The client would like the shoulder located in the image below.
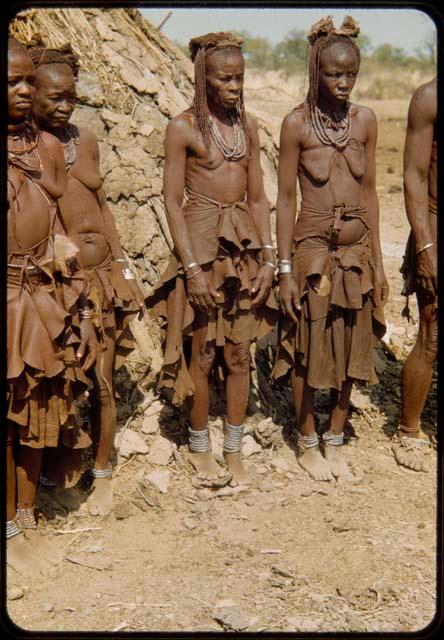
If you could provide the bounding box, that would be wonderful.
[166,111,194,138]
[77,125,98,146]
[280,106,308,143]
[245,111,259,131]
[40,129,62,151]
[409,79,436,122]
[351,103,376,127]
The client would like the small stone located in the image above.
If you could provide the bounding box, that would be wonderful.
[8,586,24,601]
[147,436,173,466]
[272,565,294,578]
[42,603,54,613]
[213,605,250,631]
[183,517,197,530]
[258,479,274,492]
[242,435,262,457]
[116,429,149,459]
[388,184,402,193]
[270,457,290,473]
[190,501,210,514]
[257,465,268,475]
[406,324,417,340]
[140,414,160,435]
[114,502,132,520]
[245,498,255,506]
[146,469,170,494]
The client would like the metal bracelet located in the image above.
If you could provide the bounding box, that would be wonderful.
[186,267,202,280]
[298,432,319,450]
[278,263,293,275]
[416,242,434,255]
[189,427,211,453]
[123,268,136,280]
[16,507,37,530]
[223,422,245,453]
[262,261,276,270]
[278,259,292,264]
[115,258,128,263]
[90,462,113,479]
[6,520,22,540]
[79,308,95,319]
[186,262,199,271]
[262,244,275,250]
[322,431,344,446]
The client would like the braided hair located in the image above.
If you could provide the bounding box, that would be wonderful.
[189,31,249,150]
[305,15,361,112]
[28,35,79,78]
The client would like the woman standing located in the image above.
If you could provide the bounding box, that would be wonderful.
[30,43,144,516]
[273,16,387,481]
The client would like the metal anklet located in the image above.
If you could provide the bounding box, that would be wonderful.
[189,427,211,453]
[39,473,56,487]
[6,520,22,540]
[16,507,37,530]
[322,431,344,446]
[223,422,245,453]
[298,432,319,450]
[90,462,113,479]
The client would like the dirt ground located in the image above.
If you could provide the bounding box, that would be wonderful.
[6,77,437,634]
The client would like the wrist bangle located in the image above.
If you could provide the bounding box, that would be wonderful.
[416,242,434,255]
[79,309,95,319]
[262,244,275,250]
[278,263,293,274]
[186,262,199,271]
[123,268,136,280]
[115,258,128,263]
[262,261,276,269]
[278,259,292,264]
[186,267,202,280]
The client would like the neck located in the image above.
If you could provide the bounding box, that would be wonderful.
[8,120,28,136]
[207,99,232,123]
[317,96,348,119]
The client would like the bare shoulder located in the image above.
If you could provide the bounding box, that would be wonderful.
[77,126,98,146]
[281,107,307,141]
[351,103,376,127]
[410,78,436,121]
[166,110,194,141]
[245,111,259,132]
[40,129,63,152]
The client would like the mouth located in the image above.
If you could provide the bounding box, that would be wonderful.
[15,101,32,108]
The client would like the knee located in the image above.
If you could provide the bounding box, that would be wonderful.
[194,345,216,376]
[225,343,250,374]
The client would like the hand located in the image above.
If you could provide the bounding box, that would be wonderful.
[77,318,98,371]
[186,270,220,312]
[374,265,390,307]
[251,264,274,308]
[416,245,437,298]
[279,274,301,322]
[127,279,146,319]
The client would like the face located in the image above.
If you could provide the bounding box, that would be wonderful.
[205,48,245,109]
[8,50,35,123]
[318,42,359,104]
[33,64,77,129]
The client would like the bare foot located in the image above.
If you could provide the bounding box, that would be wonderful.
[324,446,354,480]
[7,533,58,579]
[87,477,113,517]
[298,447,334,482]
[392,431,433,472]
[22,529,63,566]
[188,451,232,487]
[223,452,251,486]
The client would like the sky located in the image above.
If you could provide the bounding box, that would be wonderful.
[140,8,436,54]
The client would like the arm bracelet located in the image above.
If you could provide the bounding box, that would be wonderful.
[79,308,95,319]
[262,261,276,270]
[416,242,434,255]
[262,244,275,250]
[278,263,293,275]
[186,267,203,280]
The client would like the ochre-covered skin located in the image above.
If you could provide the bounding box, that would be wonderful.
[7,38,97,579]
[147,34,278,486]
[273,17,388,482]
[393,78,437,471]
[31,47,144,516]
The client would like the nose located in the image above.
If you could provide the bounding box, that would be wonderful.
[58,99,74,114]
[17,80,34,98]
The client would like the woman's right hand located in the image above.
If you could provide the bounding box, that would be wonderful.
[279,274,301,322]
[186,270,220,312]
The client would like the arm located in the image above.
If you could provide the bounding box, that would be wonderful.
[361,107,389,306]
[403,83,437,295]
[40,131,67,198]
[276,112,303,321]
[163,116,218,312]
[245,114,274,307]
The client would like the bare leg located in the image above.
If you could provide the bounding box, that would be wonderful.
[324,379,355,480]
[291,362,334,482]
[87,332,116,516]
[393,296,436,471]
[15,438,60,575]
[187,312,231,485]
[223,341,251,486]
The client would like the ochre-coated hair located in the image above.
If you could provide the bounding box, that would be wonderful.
[306,15,361,111]
[8,36,29,58]
[27,35,79,79]
[188,31,249,150]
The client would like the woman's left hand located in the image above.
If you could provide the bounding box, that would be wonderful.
[77,318,98,371]
[251,264,274,308]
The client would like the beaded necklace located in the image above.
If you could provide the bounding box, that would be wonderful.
[208,111,246,160]
[310,103,351,150]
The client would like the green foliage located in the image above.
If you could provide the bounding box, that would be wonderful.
[273,29,308,77]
